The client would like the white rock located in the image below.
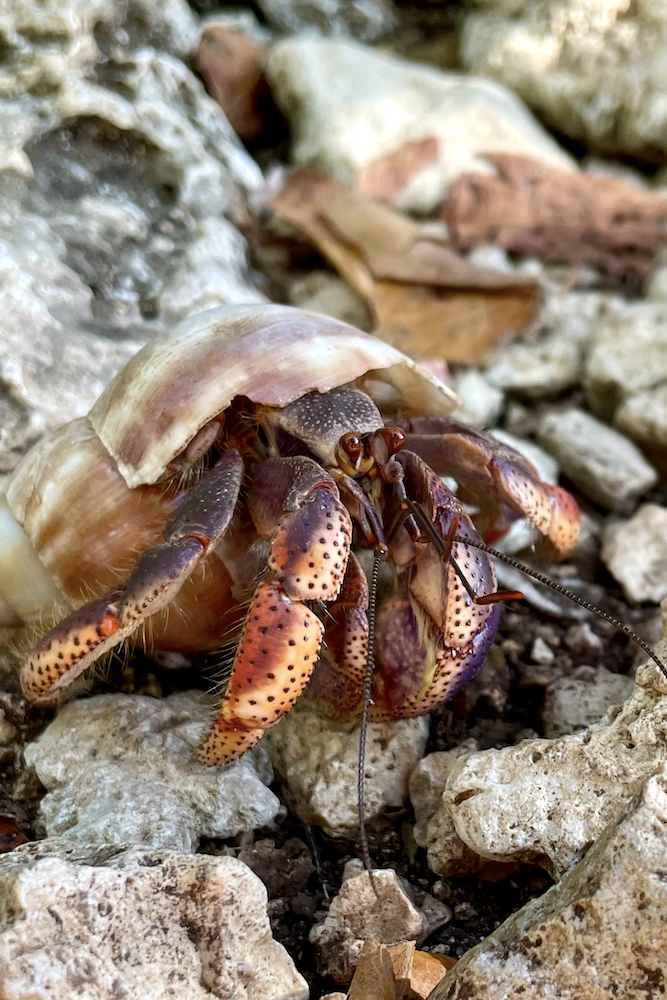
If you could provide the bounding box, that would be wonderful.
[309,868,424,985]
[24,692,281,852]
[461,0,667,161]
[583,298,667,422]
[485,292,602,398]
[602,503,667,604]
[615,383,667,450]
[647,265,667,302]
[0,217,142,473]
[289,270,372,331]
[158,217,266,327]
[410,741,484,878]
[563,622,603,658]
[530,636,554,666]
[451,370,504,428]
[536,408,658,511]
[0,839,308,1000]
[256,0,395,42]
[542,665,635,739]
[0,0,263,469]
[268,705,429,836]
[265,38,574,215]
[410,740,480,848]
[442,635,667,877]
[431,765,667,1000]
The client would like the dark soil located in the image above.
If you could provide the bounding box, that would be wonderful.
[1,513,658,996]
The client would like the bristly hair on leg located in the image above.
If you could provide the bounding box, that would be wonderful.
[357,548,386,902]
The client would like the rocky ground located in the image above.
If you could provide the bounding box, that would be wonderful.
[1,1,667,998]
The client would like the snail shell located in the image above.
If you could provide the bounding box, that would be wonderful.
[0,304,457,630]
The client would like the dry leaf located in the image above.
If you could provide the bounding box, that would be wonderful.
[271,171,375,301]
[319,185,532,291]
[443,153,667,284]
[0,814,28,853]
[388,940,416,986]
[357,138,440,206]
[348,939,398,1000]
[384,942,454,1000]
[405,951,455,999]
[375,282,537,364]
[197,26,269,141]
[272,169,537,363]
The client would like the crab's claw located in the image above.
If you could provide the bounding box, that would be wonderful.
[402,416,581,558]
[199,456,353,765]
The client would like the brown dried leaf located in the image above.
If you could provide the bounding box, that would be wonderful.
[357,138,440,206]
[0,814,28,853]
[197,26,269,141]
[272,170,537,363]
[320,186,532,290]
[375,281,537,364]
[404,951,455,999]
[271,171,375,301]
[443,153,667,284]
[348,939,398,1000]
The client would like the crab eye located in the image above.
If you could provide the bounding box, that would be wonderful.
[340,433,363,464]
[387,428,406,455]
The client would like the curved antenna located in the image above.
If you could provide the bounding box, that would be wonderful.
[452,534,667,681]
[357,549,386,900]
[403,496,667,680]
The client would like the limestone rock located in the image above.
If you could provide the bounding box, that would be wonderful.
[288,270,372,331]
[24,692,280,852]
[461,0,667,161]
[432,766,667,1000]
[256,0,395,42]
[410,741,483,878]
[268,704,429,836]
[309,867,425,985]
[542,665,635,739]
[0,839,308,1000]
[583,298,667,422]
[614,383,667,451]
[0,218,142,473]
[266,38,574,216]
[443,636,667,877]
[536,407,658,511]
[485,291,602,398]
[0,0,262,472]
[451,370,504,429]
[602,503,667,603]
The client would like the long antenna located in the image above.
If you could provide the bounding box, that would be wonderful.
[358,549,385,900]
[453,534,667,680]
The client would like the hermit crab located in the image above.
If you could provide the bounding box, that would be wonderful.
[0,304,581,766]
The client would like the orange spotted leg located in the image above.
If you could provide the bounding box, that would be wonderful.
[22,450,244,704]
[305,551,370,718]
[198,456,353,764]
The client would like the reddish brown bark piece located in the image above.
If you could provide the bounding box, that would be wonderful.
[197,26,269,141]
[443,153,667,284]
